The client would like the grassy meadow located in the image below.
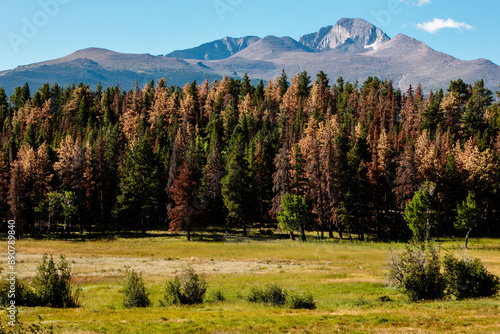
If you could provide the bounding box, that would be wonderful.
[1,233,500,333]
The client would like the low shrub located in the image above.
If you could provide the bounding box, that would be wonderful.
[0,255,79,308]
[286,291,316,309]
[377,295,392,302]
[0,278,38,307]
[163,267,207,305]
[206,288,225,303]
[387,242,446,302]
[33,254,80,308]
[248,285,316,309]
[122,267,150,308]
[247,285,265,303]
[443,255,500,299]
[247,284,287,306]
[163,277,182,306]
[352,296,371,307]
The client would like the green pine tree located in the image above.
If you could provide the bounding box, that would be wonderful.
[278,69,289,97]
[339,140,369,241]
[0,87,8,130]
[240,73,254,98]
[298,71,311,99]
[462,80,493,138]
[221,126,254,236]
[421,89,444,135]
[115,132,160,234]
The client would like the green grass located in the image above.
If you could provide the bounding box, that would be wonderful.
[2,234,500,333]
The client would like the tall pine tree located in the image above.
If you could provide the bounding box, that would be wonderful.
[115,132,160,234]
[221,125,254,236]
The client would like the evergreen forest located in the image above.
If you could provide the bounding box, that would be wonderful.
[1,71,500,241]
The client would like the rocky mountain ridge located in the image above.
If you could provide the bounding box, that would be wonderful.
[0,18,498,94]
[299,18,390,52]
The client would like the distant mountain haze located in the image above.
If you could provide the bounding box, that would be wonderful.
[1,18,498,94]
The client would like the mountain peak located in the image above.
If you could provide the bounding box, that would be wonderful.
[377,33,430,53]
[230,35,311,60]
[68,47,118,58]
[73,47,114,53]
[166,36,261,60]
[299,18,390,52]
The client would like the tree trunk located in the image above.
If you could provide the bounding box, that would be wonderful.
[315,158,325,240]
[187,228,191,241]
[290,231,295,240]
[300,226,306,242]
[425,215,430,242]
[486,202,492,235]
[358,215,365,241]
[141,215,146,236]
[320,217,324,240]
[337,216,343,239]
[465,228,472,249]
[243,222,247,237]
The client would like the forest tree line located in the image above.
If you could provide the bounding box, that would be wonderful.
[1,71,500,240]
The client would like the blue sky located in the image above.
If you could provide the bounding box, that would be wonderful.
[0,0,498,71]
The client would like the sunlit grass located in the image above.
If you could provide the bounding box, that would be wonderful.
[1,234,499,333]
[12,300,500,333]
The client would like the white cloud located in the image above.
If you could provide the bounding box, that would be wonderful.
[399,0,431,6]
[417,0,431,5]
[416,18,474,33]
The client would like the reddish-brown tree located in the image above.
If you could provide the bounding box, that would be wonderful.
[319,117,343,238]
[167,122,189,194]
[8,161,24,224]
[168,160,199,241]
[120,90,143,143]
[0,151,9,220]
[398,85,418,147]
[34,142,52,194]
[271,143,290,219]
[299,117,326,238]
[8,145,37,234]
[394,143,417,208]
[54,135,83,191]
[82,140,97,230]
